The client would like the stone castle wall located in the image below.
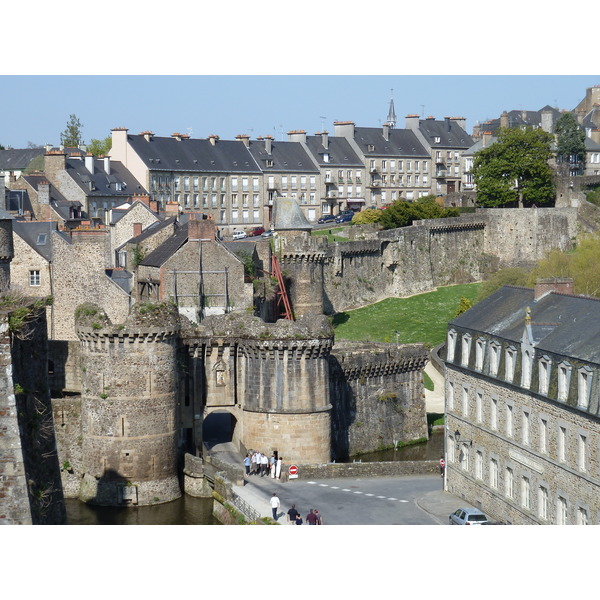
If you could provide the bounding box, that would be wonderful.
[329,342,429,459]
[322,207,579,312]
[77,318,181,506]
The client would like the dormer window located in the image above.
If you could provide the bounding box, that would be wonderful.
[521,349,533,389]
[447,329,457,362]
[461,333,472,367]
[435,136,441,143]
[323,153,329,163]
[266,159,274,168]
[475,338,486,371]
[578,367,593,409]
[489,342,500,377]
[538,356,552,396]
[558,361,572,401]
[505,347,516,383]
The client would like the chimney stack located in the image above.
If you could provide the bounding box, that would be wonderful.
[534,277,574,299]
[188,212,216,241]
[85,153,94,173]
[208,134,219,146]
[264,135,273,154]
[383,123,390,141]
[236,134,250,148]
[102,155,110,174]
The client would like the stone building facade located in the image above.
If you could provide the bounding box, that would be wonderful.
[444,281,600,524]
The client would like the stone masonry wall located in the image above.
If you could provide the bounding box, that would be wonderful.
[51,230,130,340]
[322,207,580,313]
[77,305,181,506]
[329,342,429,459]
[446,364,600,525]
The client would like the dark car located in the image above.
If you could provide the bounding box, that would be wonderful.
[248,226,265,237]
[335,213,354,224]
[318,214,336,224]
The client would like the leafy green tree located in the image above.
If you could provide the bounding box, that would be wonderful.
[475,267,531,302]
[87,136,112,157]
[379,195,459,230]
[473,127,555,208]
[555,111,586,175]
[352,208,382,225]
[60,114,84,147]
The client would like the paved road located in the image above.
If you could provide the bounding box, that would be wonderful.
[235,473,448,525]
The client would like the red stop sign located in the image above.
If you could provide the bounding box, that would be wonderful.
[289,465,298,475]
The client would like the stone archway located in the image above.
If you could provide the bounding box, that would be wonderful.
[202,410,238,450]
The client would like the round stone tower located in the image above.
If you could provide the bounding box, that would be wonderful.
[76,303,181,506]
[237,315,334,464]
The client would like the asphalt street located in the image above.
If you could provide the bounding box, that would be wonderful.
[233,473,453,525]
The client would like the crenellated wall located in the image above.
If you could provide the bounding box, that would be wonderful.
[322,207,580,312]
[329,341,429,459]
[76,304,181,506]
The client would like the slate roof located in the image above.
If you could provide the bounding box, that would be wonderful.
[450,285,600,365]
[12,220,58,261]
[138,221,189,267]
[352,127,429,158]
[247,139,319,173]
[127,134,262,173]
[105,268,133,293]
[416,118,474,149]
[115,215,177,251]
[66,157,147,198]
[0,148,44,170]
[478,106,561,135]
[303,136,363,167]
[272,197,312,230]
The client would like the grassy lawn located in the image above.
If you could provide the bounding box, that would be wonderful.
[311,227,351,242]
[332,283,481,347]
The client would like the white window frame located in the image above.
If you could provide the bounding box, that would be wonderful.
[522,410,530,446]
[505,347,516,382]
[461,333,472,367]
[489,342,500,376]
[521,476,530,510]
[521,349,533,389]
[475,338,485,371]
[489,457,498,489]
[505,467,514,498]
[578,367,592,409]
[447,329,457,362]
[558,362,571,402]
[29,270,41,286]
[538,486,548,521]
[538,356,552,395]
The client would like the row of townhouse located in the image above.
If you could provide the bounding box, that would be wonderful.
[108,113,474,231]
[444,279,600,524]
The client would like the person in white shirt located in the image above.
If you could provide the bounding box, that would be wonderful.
[270,493,280,520]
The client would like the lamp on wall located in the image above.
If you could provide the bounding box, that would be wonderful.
[454,429,472,447]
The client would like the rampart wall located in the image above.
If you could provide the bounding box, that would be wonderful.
[323,207,579,312]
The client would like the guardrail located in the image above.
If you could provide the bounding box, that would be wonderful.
[230,491,261,523]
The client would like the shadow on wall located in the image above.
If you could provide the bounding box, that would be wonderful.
[328,353,356,461]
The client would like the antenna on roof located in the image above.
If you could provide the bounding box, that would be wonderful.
[320,116,327,131]
[187,127,193,137]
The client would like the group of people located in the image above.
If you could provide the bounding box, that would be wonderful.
[244,451,283,479]
[286,504,324,525]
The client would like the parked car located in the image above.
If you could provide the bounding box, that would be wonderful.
[248,226,265,237]
[335,213,354,224]
[449,508,488,525]
[261,229,274,238]
[318,214,336,224]
[232,230,247,240]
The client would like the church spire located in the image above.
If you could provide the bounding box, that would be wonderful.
[386,88,397,128]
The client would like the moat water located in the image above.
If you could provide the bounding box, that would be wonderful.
[65,431,444,525]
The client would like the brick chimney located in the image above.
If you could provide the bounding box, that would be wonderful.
[165,201,181,218]
[188,212,216,241]
[133,222,143,238]
[236,134,250,148]
[44,150,67,178]
[534,277,574,299]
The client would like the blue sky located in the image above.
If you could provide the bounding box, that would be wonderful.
[1,75,598,149]
[3,1,597,150]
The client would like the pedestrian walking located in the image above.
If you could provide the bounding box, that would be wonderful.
[306,509,318,525]
[439,456,445,477]
[244,454,251,476]
[251,451,259,475]
[270,493,281,521]
[314,509,323,525]
[270,454,276,478]
[295,513,303,525]
[287,504,299,524]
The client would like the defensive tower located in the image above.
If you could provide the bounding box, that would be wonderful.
[76,302,181,506]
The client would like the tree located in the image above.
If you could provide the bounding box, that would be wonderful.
[473,127,555,208]
[379,195,459,230]
[351,208,382,225]
[87,136,112,157]
[555,112,586,175]
[60,114,84,147]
